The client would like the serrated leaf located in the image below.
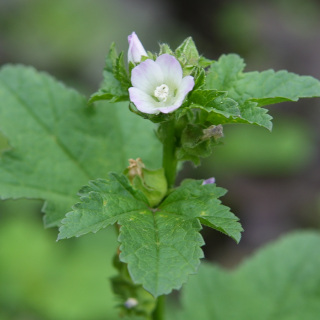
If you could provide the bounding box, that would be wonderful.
[0,65,161,227]
[119,210,204,297]
[171,232,320,320]
[59,174,241,296]
[236,69,320,105]
[190,89,240,118]
[89,43,129,103]
[160,180,242,243]
[114,51,131,90]
[58,173,204,297]
[175,37,200,67]
[58,174,148,239]
[206,54,320,130]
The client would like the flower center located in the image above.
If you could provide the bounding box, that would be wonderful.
[154,84,169,102]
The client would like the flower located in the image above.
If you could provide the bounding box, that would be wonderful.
[129,54,195,114]
[202,177,216,185]
[128,32,148,63]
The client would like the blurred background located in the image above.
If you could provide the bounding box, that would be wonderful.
[0,0,320,319]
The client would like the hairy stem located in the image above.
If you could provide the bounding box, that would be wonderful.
[162,119,178,188]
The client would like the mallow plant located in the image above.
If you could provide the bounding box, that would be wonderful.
[0,32,320,319]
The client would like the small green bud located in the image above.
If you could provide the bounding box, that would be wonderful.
[124,158,167,207]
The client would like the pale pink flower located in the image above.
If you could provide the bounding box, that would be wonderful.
[128,32,148,63]
[202,177,216,185]
[129,54,194,114]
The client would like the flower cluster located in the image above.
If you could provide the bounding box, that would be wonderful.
[127,32,195,115]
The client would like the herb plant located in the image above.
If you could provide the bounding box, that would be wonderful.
[0,32,319,319]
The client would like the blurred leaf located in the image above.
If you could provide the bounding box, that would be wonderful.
[206,54,320,130]
[171,231,320,320]
[209,117,313,175]
[0,65,161,227]
[0,203,118,320]
[207,54,320,104]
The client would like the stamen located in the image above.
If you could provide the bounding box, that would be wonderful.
[154,84,169,102]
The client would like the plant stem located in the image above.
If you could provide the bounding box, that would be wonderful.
[162,119,178,188]
[152,295,166,320]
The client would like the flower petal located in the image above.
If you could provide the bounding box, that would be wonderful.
[157,104,181,114]
[155,54,183,88]
[157,76,194,114]
[202,177,216,185]
[129,87,160,114]
[173,75,195,107]
[131,59,163,93]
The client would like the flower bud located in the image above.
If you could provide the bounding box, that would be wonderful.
[124,158,167,207]
[127,32,148,63]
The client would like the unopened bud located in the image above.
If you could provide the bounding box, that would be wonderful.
[127,158,145,182]
[128,32,148,63]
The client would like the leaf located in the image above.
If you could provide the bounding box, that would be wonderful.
[0,65,161,227]
[160,180,242,243]
[175,37,200,67]
[176,124,221,165]
[206,54,320,130]
[190,89,240,118]
[58,174,242,297]
[89,43,129,103]
[171,232,320,320]
[119,208,204,297]
[58,174,148,239]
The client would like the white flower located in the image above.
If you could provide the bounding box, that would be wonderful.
[129,54,195,114]
[128,32,148,63]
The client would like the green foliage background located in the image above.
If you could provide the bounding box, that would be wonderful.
[0,0,320,319]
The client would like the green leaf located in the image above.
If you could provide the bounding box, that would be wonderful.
[190,89,240,118]
[175,37,200,67]
[171,231,320,320]
[119,208,204,297]
[160,180,242,243]
[205,54,320,130]
[159,43,174,55]
[58,174,148,239]
[89,43,130,103]
[59,174,241,296]
[58,173,204,297]
[0,65,161,227]
[176,124,221,165]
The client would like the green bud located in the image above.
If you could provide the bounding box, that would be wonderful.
[124,158,167,207]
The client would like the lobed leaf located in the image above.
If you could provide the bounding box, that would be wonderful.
[205,54,320,130]
[160,180,242,243]
[58,174,242,297]
[0,65,161,227]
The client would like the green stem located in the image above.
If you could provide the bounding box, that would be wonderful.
[152,295,166,320]
[162,119,178,188]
